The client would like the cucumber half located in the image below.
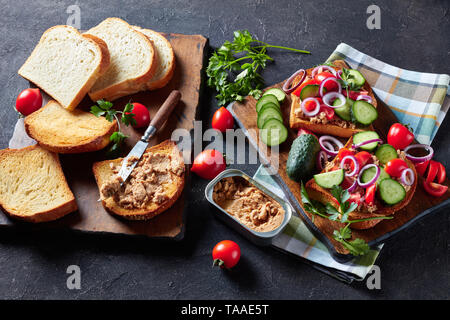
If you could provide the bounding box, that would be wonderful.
[353,131,380,151]
[346,69,366,87]
[257,106,283,129]
[361,167,390,186]
[263,88,286,103]
[314,169,344,189]
[333,98,354,121]
[378,178,406,205]
[256,94,279,113]
[260,119,288,146]
[352,100,378,125]
[300,84,321,100]
[375,144,398,165]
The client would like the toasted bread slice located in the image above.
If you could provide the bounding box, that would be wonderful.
[85,18,157,101]
[0,145,77,223]
[92,140,185,220]
[304,136,417,229]
[18,25,110,110]
[24,100,117,154]
[133,26,175,90]
[289,60,377,137]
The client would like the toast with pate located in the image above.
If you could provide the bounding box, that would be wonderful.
[18,25,110,110]
[304,133,417,229]
[85,18,157,102]
[290,60,377,138]
[92,140,185,221]
[0,145,77,223]
[24,100,118,154]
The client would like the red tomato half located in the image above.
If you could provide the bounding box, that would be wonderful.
[212,107,234,132]
[16,88,42,116]
[212,240,241,269]
[423,181,448,197]
[191,149,226,180]
[292,79,319,97]
[365,184,377,205]
[384,158,409,178]
[126,102,150,128]
[387,123,415,150]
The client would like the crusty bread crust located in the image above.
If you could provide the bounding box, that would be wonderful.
[24,100,118,154]
[0,145,77,223]
[86,18,158,102]
[289,60,376,137]
[304,136,417,229]
[92,140,185,220]
[18,25,110,111]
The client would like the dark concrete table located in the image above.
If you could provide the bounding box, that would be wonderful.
[0,0,448,299]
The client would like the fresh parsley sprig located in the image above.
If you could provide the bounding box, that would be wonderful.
[300,183,393,256]
[338,68,363,95]
[207,30,310,106]
[91,100,136,157]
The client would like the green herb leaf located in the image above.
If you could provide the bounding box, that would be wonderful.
[121,102,137,127]
[90,105,106,117]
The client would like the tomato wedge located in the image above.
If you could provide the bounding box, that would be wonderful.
[384,158,409,178]
[365,185,376,205]
[314,72,338,91]
[415,160,430,177]
[423,181,448,197]
[355,151,373,169]
[292,79,319,97]
[337,148,354,162]
[426,160,440,183]
[436,162,446,184]
[320,105,335,120]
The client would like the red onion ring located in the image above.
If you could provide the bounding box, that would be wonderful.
[345,179,358,192]
[312,65,337,77]
[400,168,415,186]
[404,144,434,163]
[352,139,383,149]
[301,97,321,117]
[319,135,344,156]
[319,77,342,97]
[316,151,328,171]
[356,95,373,103]
[340,155,359,177]
[322,92,347,108]
[283,69,306,94]
[357,164,380,188]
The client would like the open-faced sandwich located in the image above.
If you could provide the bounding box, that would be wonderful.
[288,60,378,137]
[305,131,417,229]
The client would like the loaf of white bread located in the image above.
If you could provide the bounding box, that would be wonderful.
[18,18,175,110]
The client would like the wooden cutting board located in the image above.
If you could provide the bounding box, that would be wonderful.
[1,33,207,240]
[229,65,450,261]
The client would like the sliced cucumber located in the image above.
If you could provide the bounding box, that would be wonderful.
[347,69,366,87]
[256,102,280,116]
[256,94,279,113]
[378,178,406,206]
[263,88,286,103]
[257,106,283,129]
[300,84,321,100]
[361,167,390,186]
[260,119,288,146]
[353,131,380,151]
[352,100,378,125]
[375,144,398,165]
[314,169,344,189]
[333,98,354,121]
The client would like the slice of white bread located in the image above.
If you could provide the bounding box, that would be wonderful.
[18,25,110,111]
[24,100,118,154]
[0,145,77,223]
[85,18,157,101]
[92,140,185,220]
[133,26,175,90]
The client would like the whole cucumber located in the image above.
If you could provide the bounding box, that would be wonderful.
[286,133,320,182]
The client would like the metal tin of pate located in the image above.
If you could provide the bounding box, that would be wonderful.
[205,169,292,246]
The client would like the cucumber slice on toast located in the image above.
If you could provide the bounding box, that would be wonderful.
[375,144,398,164]
[378,178,406,205]
[314,169,344,189]
[353,131,380,151]
[352,100,378,125]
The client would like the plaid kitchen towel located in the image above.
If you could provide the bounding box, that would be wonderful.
[327,43,450,144]
[253,44,449,283]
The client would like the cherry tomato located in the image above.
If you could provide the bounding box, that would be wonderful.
[423,181,448,197]
[415,160,430,177]
[315,72,338,91]
[191,149,226,180]
[337,148,354,161]
[365,184,376,205]
[212,106,234,132]
[426,160,440,183]
[126,102,150,128]
[292,79,319,97]
[384,158,409,178]
[387,123,415,150]
[15,88,42,116]
[355,151,373,169]
[320,105,335,120]
[212,240,241,269]
[436,162,446,184]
